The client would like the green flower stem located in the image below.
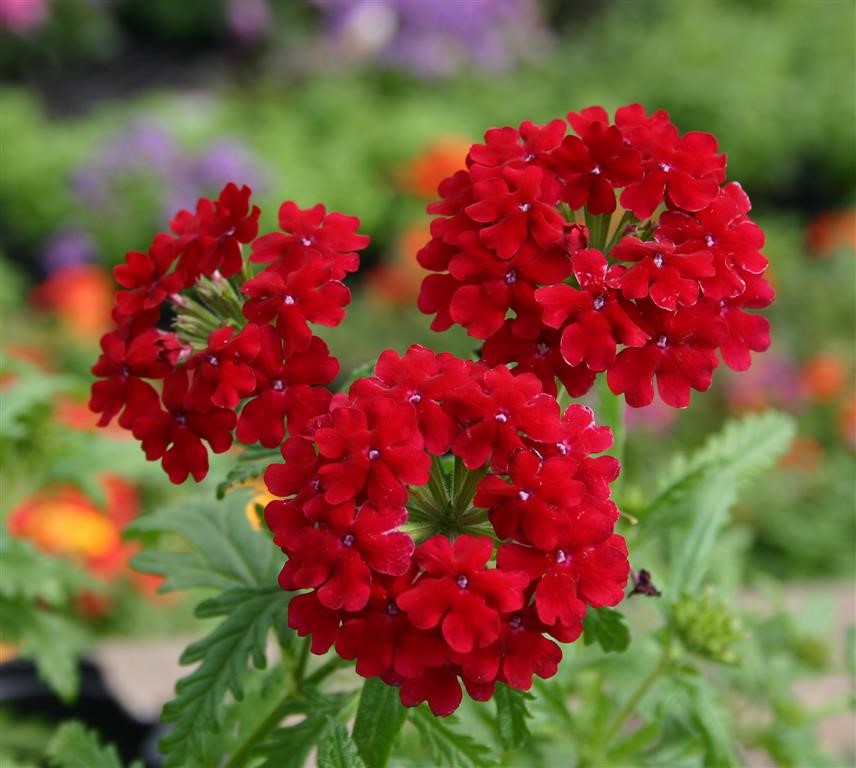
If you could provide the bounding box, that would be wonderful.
[223,637,348,768]
[588,648,669,765]
[603,210,636,255]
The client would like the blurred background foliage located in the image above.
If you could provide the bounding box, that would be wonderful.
[0,0,854,765]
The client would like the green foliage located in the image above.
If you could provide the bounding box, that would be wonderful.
[352,676,408,768]
[45,721,142,768]
[410,707,496,768]
[253,715,333,768]
[648,411,796,593]
[0,536,90,701]
[159,587,289,767]
[493,684,533,752]
[673,589,746,665]
[129,488,280,593]
[318,719,366,768]
[216,446,282,500]
[583,607,631,653]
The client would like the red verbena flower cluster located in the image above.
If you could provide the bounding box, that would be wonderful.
[418,104,773,407]
[264,345,629,716]
[90,183,369,482]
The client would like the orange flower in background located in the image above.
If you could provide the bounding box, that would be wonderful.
[801,352,849,404]
[805,209,856,258]
[779,435,824,472]
[30,264,114,341]
[8,475,140,581]
[366,223,431,306]
[399,137,473,198]
[54,393,129,438]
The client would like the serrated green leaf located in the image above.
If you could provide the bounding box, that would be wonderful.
[318,718,366,768]
[0,535,89,606]
[128,489,279,592]
[45,721,142,768]
[647,411,796,524]
[216,445,282,499]
[352,677,407,768]
[159,587,289,767]
[253,716,330,768]
[493,683,533,752]
[583,607,630,653]
[1,599,87,701]
[411,707,496,768]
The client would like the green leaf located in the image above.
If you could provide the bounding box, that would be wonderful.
[253,716,331,768]
[216,445,282,499]
[318,718,366,768]
[493,683,533,752]
[411,707,496,768]
[646,411,796,524]
[159,587,289,767]
[1,599,87,702]
[0,535,88,607]
[647,412,795,594]
[597,376,625,471]
[583,607,631,653]
[45,721,142,768]
[129,489,279,592]
[351,677,407,768]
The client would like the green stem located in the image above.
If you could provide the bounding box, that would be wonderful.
[603,210,635,255]
[598,650,668,754]
[293,635,312,690]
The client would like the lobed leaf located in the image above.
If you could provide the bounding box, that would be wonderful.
[158,587,289,767]
[410,707,496,768]
[582,607,631,653]
[318,718,366,768]
[129,489,279,593]
[45,721,142,768]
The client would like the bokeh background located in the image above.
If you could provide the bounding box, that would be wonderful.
[1,0,854,765]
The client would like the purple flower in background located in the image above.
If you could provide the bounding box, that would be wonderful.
[226,0,272,45]
[71,119,266,222]
[315,0,548,77]
[723,351,806,414]
[625,392,678,435]
[40,230,98,275]
[0,0,49,35]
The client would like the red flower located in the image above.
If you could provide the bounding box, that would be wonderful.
[396,535,528,654]
[466,165,565,259]
[535,249,648,372]
[242,260,351,352]
[607,301,726,407]
[131,367,236,483]
[251,201,368,280]
[474,449,584,550]
[172,183,260,280]
[336,570,448,679]
[90,327,181,428]
[349,345,470,455]
[187,324,260,411]
[468,119,567,178]
[609,235,715,310]
[619,119,726,219]
[113,235,184,317]
[553,122,642,214]
[444,366,561,471]
[446,233,572,339]
[481,321,596,398]
[314,398,431,509]
[498,529,628,637]
[278,502,414,611]
[236,327,336,446]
